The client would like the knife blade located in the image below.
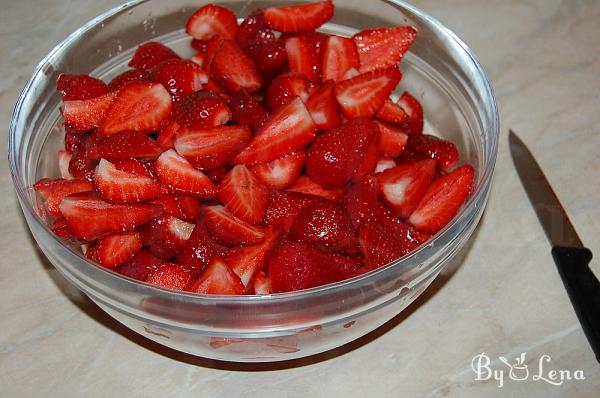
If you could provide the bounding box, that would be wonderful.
[509,129,600,362]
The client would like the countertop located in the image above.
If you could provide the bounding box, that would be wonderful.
[1,0,599,397]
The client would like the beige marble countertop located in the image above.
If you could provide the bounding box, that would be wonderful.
[1,0,599,396]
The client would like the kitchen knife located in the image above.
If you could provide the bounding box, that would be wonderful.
[509,129,600,362]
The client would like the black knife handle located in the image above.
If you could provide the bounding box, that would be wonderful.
[551,246,600,362]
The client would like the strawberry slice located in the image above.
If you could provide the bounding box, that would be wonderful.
[375,158,396,173]
[397,91,424,135]
[93,231,142,268]
[129,42,181,71]
[405,134,460,171]
[141,215,195,258]
[210,40,262,93]
[59,192,162,240]
[251,271,272,294]
[33,178,94,216]
[62,92,116,132]
[150,194,201,223]
[111,158,155,178]
[285,36,319,82]
[249,151,305,189]
[344,175,380,230]
[218,165,269,225]
[376,120,408,158]
[353,26,417,72]
[173,91,232,129]
[155,149,217,198]
[146,263,193,290]
[228,89,268,130]
[321,35,359,83]
[88,131,162,161]
[202,36,224,75]
[376,99,408,126]
[56,74,108,101]
[263,1,334,33]
[186,256,244,295]
[334,67,402,119]
[108,69,148,92]
[186,4,238,41]
[176,217,226,270]
[117,250,164,281]
[174,125,251,170]
[99,81,172,136]
[305,80,342,130]
[265,72,309,111]
[263,190,318,230]
[157,120,179,150]
[408,165,474,233]
[205,205,265,246]
[376,159,436,219]
[233,97,316,165]
[58,150,73,179]
[94,159,165,204]
[148,59,207,98]
[287,175,343,201]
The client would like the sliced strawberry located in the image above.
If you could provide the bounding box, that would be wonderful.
[355,134,380,178]
[146,263,193,290]
[117,250,164,281]
[185,256,244,295]
[397,91,424,135]
[353,26,416,72]
[376,120,408,158]
[305,80,342,130]
[148,59,207,98]
[263,1,334,33]
[251,271,272,294]
[375,158,396,173]
[88,131,162,160]
[202,36,224,75]
[59,192,162,240]
[376,159,436,219]
[62,92,116,132]
[376,99,408,125]
[108,69,147,92]
[156,120,179,150]
[233,97,316,165]
[57,74,108,101]
[228,89,268,130]
[68,132,102,180]
[344,175,380,230]
[111,158,155,178]
[218,165,269,225]
[405,134,460,171]
[141,215,195,258]
[94,159,165,204]
[99,81,172,136]
[128,41,181,71]
[206,167,230,184]
[245,41,288,79]
[155,149,217,198]
[211,40,262,93]
[93,231,142,268]
[263,190,318,230]
[287,175,343,201]
[205,205,265,246]
[174,125,251,170]
[334,67,402,119]
[321,35,359,83]
[305,118,380,188]
[285,36,319,82]
[226,227,280,288]
[265,72,309,111]
[150,194,201,223]
[186,4,238,40]
[176,217,226,270]
[235,9,276,49]
[268,241,360,293]
[408,165,474,233]
[50,215,76,239]
[249,151,305,190]
[172,91,231,129]
[190,52,205,67]
[64,130,83,152]
[58,150,73,179]
[33,178,94,216]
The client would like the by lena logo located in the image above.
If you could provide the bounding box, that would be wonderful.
[471,352,585,388]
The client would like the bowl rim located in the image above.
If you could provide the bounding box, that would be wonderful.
[8,0,499,303]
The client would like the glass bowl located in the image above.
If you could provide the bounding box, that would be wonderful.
[8,0,498,362]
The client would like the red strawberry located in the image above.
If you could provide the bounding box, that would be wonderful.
[111,158,155,178]
[56,74,108,101]
[245,41,288,79]
[176,217,226,270]
[174,125,251,170]
[408,165,474,233]
[191,39,209,52]
[88,131,162,160]
[68,132,102,180]
[117,250,164,281]
[265,73,309,111]
[250,151,305,189]
[150,194,201,223]
[263,190,318,230]
[64,130,83,152]
[155,149,217,198]
[202,36,224,75]
[99,81,172,136]
[263,1,334,33]
[375,158,396,173]
[50,216,75,239]
[33,178,94,216]
[305,80,342,130]
[285,36,319,82]
[62,92,116,132]
[268,241,360,293]
[397,91,424,135]
[376,159,436,219]
[344,175,380,230]
[128,41,181,71]
[93,231,142,268]
[405,134,460,171]
[186,4,238,40]
[202,79,230,98]
[305,118,380,188]
[59,192,162,240]
[210,40,262,93]
[185,256,244,295]
[376,120,408,158]
[146,263,193,290]
[108,69,147,92]
[251,271,272,294]
[190,52,205,67]
[287,175,343,201]
[353,26,416,72]
[205,205,265,246]
[148,59,207,98]
[172,91,232,129]
[228,90,268,130]
[334,67,402,119]
[233,97,316,165]
[156,120,179,150]
[218,165,269,225]
[376,99,408,125]
[141,215,195,258]
[94,159,165,204]
[235,9,276,50]
[58,150,73,179]
[321,35,359,83]
[206,167,230,184]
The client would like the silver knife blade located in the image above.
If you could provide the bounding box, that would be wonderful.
[509,129,583,248]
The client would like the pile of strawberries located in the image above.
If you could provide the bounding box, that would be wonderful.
[34,0,474,294]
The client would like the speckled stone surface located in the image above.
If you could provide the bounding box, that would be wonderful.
[1,1,599,397]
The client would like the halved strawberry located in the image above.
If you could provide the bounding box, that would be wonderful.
[251,271,272,294]
[376,120,408,158]
[174,125,251,170]
[185,255,244,295]
[88,131,162,161]
[210,40,262,93]
[141,215,195,258]
[172,91,231,129]
[249,151,305,189]
[408,165,474,233]
[265,72,309,111]
[186,4,238,41]
[150,194,201,223]
[305,80,342,130]
[33,178,94,216]
[397,91,424,135]
[218,164,269,225]
[58,150,73,179]
[108,69,147,92]
[405,134,460,171]
[111,158,155,178]
[263,190,318,230]
[353,26,416,72]
[148,59,207,98]
[156,120,179,150]
[94,159,165,204]
[99,81,172,136]
[93,231,142,268]
[285,36,319,82]
[263,1,334,33]
[205,205,265,246]
[117,250,164,281]
[176,217,226,270]
[376,159,436,219]
[146,263,193,290]
[376,99,408,126]
[321,35,359,83]
[374,158,396,173]
[57,74,108,101]
[59,192,162,240]
[62,92,116,132]
[228,89,268,130]
[334,67,402,119]
[287,175,343,201]
[155,149,217,198]
[128,41,181,71]
[233,97,316,165]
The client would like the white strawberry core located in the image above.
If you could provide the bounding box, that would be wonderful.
[375,159,396,173]
[382,177,411,205]
[168,217,195,240]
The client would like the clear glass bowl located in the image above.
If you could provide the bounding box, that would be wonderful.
[8,0,498,362]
